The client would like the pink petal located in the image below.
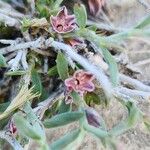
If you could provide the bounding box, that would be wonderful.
[50,16,57,27]
[57,6,68,19]
[65,15,76,26]
[65,77,77,88]
[63,25,76,33]
[73,70,84,79]
[74,70,94,82]
[80,82,95,92]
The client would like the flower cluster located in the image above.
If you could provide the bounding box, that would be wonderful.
[50,6,76,33]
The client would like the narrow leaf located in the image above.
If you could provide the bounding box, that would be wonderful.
[110,102,141,136]
[53,0,64,9]
[56,52,69,80]
[84,123,108,139]
[31,69,43,94]
[74,3,87,28]
[13,114,41,140]
[48,65,58,77]
[50,129,80,150]
[0,102,10,113]
[84,92,101,105]
[135,15,150,29]
[65,129,85,150]
[101,48,119,86]
[44,111,84,128]
[58,100,71,113]
[0,53,7,67]
[5,71,26,76]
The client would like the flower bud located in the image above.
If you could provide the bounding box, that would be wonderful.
[85,107,100,127]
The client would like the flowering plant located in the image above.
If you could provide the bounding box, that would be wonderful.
[0,0,150,150]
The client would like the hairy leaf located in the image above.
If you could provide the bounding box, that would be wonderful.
[110,102,141,136]
[84,92,101,105]
[135,15,150,29]
[44,111,84,128]
[101,48,119,86]
[48,65,58,77]
[74,4,87,28]
[14,113,41,140]
[56,52,69,80]
[5,71,26,76]
[31,69,43,95]
[0,53,7,67]
[50,129,80,150]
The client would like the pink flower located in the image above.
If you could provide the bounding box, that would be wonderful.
[88,0,105,15]
[65,70,95,95]
[50,6,76,33]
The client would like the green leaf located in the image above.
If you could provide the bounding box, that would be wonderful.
[48,65,58,77]
[135,15,150,29]
[84,123,108,139]
[0,53,7,67]
[87,25,97,32]
[23,102,46,139]
[31,69,43,95]
[0,102,10,113]
[53,0,64,9]
[110,102,141,136]
[58,100,71,113]
[65,129,85,150]
[56,52,69,80]
[50,129,80,150]
[74,4,87,28]
[13,113,41,140]
[5,70,26,76]
[84,92,101,105]
[43,111,84,128]
[21,18,31,32]
[101,48,119,86]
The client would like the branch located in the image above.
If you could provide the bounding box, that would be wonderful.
[119,74,150,92]
[0,130,23,150]
[115,86,150,101]
[34,84,65,119]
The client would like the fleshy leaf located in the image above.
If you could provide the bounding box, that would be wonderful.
[43,111,84,128]
[50,129,80,150]
[5,71,26,76]
[48,65,58,77]
[74,3,87,28]
[0,53,7,67]
[101,48,119,86]
[135,15,150,29]
[56,52,69,80]
[110,102,141,136]
[84,92,101,105]
[31,69,43,95]
[13,113,41,140]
